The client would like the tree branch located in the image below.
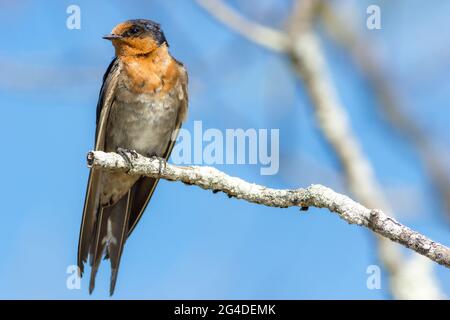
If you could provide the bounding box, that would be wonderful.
[193,0,445,298]
[287,0,444,298]
[87,150,450,269]
[317,1,450,224]
[195,0,290,52]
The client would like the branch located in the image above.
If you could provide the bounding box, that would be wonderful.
[318,1,450,223]
[88,151,450,269]
[194,0,445,298]
[195,0,290,52]
[287,0,444,299]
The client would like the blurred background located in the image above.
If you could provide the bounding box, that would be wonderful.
[0,0,449,299]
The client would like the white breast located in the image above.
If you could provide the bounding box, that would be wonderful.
[105,87,181,157]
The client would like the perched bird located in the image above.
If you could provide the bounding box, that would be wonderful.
[78,19,188,295]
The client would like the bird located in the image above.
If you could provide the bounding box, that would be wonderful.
[77,19,188,295]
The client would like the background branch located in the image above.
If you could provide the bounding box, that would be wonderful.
[88,150,450,269]
[195,0,289,52]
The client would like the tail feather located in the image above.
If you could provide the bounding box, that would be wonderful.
[88,207,108,294]
[87,191,133,295]
[108,190,133,295]
[78,169,102,275]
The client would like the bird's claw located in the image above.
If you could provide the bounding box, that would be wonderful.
[117,148,138,173]
[150,155,166,175]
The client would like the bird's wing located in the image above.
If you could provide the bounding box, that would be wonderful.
[126,64,189,238]
[77,58,120,275]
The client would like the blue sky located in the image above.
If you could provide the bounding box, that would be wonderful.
[0,0,448,299]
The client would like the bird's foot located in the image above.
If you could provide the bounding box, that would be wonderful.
[149,155,166,175]
[117,148,138,173]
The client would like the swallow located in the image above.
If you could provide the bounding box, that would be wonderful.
[77,19,188,295]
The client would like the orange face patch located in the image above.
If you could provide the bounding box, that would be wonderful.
[109,22,159,56]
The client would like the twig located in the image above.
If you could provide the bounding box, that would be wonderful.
[88,150,450,268]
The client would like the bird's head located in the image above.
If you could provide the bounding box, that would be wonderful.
[103,19,168,56]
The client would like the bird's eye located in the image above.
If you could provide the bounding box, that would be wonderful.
[128,26,141,35]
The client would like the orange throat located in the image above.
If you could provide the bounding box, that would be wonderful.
[118,45,179,94]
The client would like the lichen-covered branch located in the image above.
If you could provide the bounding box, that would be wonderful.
[87,150,450,269]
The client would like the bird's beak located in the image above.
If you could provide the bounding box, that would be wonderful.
[103,34,122,40]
